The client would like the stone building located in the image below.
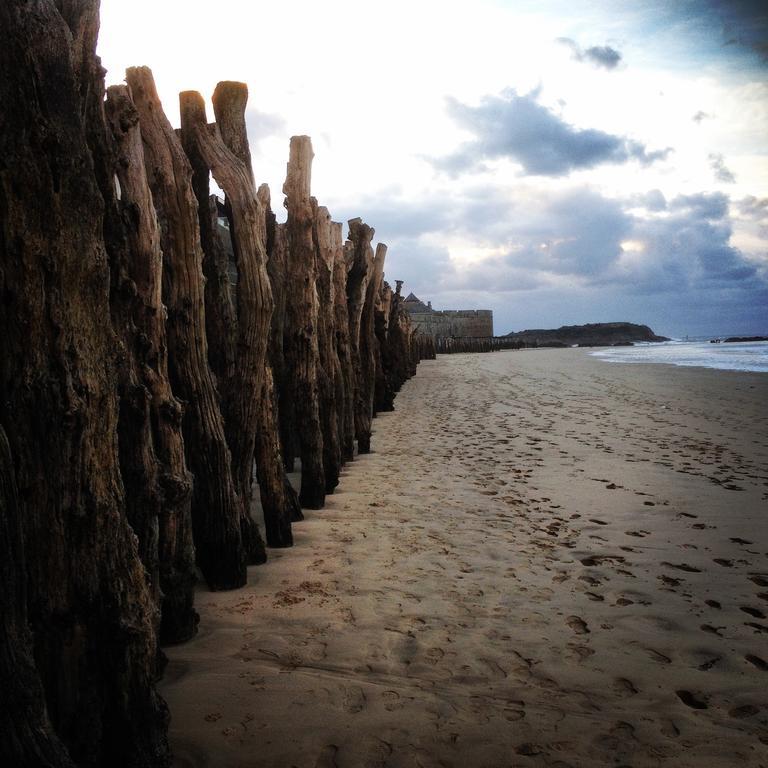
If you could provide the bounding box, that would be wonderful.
[402,292,493,338]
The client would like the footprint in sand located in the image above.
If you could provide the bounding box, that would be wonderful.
[745,654,768,671]
[568,644,595,662]
[676,690,708,709]
[314,745,339,768]
[342,687,367,714]
[580,555,625,567]
[729,704,760,719]
[661,562,701,573]
[646,648,672,664]
[424,647,445,665]
[660,719,680,738]
[515,743,543,756]
[566,615,590,634]
[381,690,403,712]
[613,678,638,697]
[740,606,766,619]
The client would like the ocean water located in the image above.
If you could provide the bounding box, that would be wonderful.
[591,338,768,373]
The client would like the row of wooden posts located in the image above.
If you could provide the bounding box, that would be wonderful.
[0,3,430,765]
[434,336,527,354]
[0,3,525,765]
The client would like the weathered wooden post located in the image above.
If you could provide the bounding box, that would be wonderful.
[313,202,344,492]
[179,84,275,561]
[126,66,247,589]
[105,84,198,643]
[374,281,396,412]
[283,136,326,508]
[333,225,357,461]
[256,186,302,541]
[357,243,388,451]
[345,219,375,453]
[1,5,170,762]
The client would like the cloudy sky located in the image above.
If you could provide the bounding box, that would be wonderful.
[99,0,768,337]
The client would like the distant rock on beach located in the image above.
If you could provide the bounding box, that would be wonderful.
[723,336,768,343]
[504,322,669,347]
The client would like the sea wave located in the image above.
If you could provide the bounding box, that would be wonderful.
[590,339,768,373]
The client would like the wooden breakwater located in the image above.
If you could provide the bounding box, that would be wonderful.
[435,336,527,354]
[0,2,432,765]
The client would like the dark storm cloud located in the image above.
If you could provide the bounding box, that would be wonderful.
[628,192,757,292]
[327,182,762,336]
[556,38,623,69]
[433,90,671,177]
[714,0,768,62]
[708,152,736,183]
[584,45,622,69]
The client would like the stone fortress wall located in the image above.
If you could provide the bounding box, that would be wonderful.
[402,292,493,338]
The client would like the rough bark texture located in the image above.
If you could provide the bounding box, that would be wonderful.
[345,219,375,454]
[254,366,295,546]
[374,281,396,412]
[256,184,304,522]
[126,66,247,590]
[0,3,169,765]
[386,281,417,395]
[0,425,74,767]
[179,86,270,565]
[357,242,387,452]
[333,229,357,462]
[105,85,198,644]
[312,202,343,492]
[270,219,298,473]
[201,195,238,387]
[213,86,298,545]
[283,136,326,508]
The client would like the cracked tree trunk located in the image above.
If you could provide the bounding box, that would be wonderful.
[283,136,326,508]
[387,282,417,394]
[179,85,270,564]
[200,192,238,388]
[105,84,198,644]
[267,211,299,474]
[374,281,396,413]
[0,425,74,767]
[345,219,375,454]
[357,242,387,452]
[258,184,303,534]
[312,202,343,492]
[0,3,169,764]
[126,66,247,590]
[215,88,297,546]
[333,230,356,462]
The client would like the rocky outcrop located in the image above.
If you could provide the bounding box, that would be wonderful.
[505,322,669,347]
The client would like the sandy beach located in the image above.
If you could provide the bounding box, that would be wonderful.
[160,348,768,768]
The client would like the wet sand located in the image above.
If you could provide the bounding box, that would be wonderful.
[160,348,768,767]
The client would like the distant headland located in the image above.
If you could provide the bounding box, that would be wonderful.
[504,322,669,347]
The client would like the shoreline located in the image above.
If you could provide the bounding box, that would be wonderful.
[160,348,768,767]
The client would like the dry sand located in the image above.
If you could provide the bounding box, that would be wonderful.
[160,348,768,768]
